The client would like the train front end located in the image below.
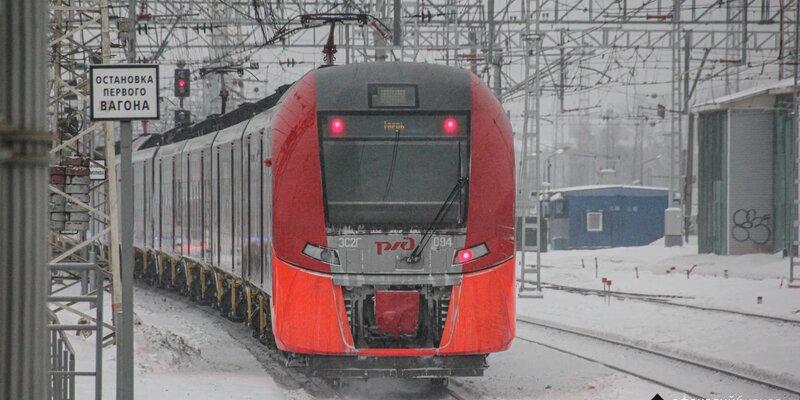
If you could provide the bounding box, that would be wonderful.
[270,63,516,378]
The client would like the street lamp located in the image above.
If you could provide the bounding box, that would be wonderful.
[542,146,571,188]
[639,154,662,185]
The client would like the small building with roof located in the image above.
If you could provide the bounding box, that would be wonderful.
[692,79,797,255]
[547,185,669,249]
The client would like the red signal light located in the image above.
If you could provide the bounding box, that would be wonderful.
[442,117,459,135]
[329,117,346,136]
[178,79,187,88]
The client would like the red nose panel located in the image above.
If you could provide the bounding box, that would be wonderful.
[375,291,420,337]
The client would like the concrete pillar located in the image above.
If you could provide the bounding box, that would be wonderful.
[0,1,51,399]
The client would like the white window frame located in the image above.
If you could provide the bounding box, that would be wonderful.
[586,211,603,232]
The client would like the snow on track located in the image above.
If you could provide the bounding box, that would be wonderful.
[516,316,800,400]
[517,288,800,392]
[455,337,684,400]
[533,279,800,325]
[518,239,800,395]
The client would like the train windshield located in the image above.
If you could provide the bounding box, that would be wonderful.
[320,113,469,230]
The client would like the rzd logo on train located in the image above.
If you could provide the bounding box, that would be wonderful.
[375,237,416,255]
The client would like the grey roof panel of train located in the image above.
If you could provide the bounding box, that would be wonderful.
[315,62,471,111]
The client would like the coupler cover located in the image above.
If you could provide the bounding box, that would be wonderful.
[375,290,420,337]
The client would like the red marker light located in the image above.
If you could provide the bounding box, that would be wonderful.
[456,248,474,263]
[452,243,489,265]
[329,117,346,136]
[442,117,459,135]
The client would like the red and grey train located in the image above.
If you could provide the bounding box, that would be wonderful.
[132,62,516,379]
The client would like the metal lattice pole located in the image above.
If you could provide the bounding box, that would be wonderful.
[519,0,544,298]
[1,1,51,399]
[791,0,800,287]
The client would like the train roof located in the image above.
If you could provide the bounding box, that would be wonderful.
[212,117,254,147]
[139,83,291,150]
[157,136,189,158]
[315,62,471,112]
[132,141,159,163]
[182,126,219,153]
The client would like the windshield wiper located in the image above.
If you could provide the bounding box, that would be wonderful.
[382,129,401,200]
[405,176,468,264]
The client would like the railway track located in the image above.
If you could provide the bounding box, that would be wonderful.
[443,382,471,400]
[515,316,800,400]
[520,278,800,325]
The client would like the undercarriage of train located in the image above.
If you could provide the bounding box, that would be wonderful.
[132,247,488,380]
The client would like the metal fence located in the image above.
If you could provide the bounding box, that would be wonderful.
[48,262,106,400]
[48,313,76,400]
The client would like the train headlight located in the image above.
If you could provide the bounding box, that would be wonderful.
[302,243,341,266]
[453,243,489,265]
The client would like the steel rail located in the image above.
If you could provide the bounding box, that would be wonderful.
[519,278,800,325]
[514,334,706,399]
[516,316,800,398]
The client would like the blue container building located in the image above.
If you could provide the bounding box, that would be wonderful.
[547,185,669,250]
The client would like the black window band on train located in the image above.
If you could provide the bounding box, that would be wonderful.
[318,111,470,231]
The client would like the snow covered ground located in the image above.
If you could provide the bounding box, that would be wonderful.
[62,285,315,400]
[52,237,799,399]
[526,237,799,318]
[61,284,680,400]
[518,237,800,395]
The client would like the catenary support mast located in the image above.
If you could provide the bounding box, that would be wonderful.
[117,0,137,398]
[1,1,51,399]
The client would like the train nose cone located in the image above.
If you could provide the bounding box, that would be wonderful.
[375,290,420,337]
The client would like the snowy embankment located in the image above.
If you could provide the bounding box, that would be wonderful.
[518,238,800,391]
[62,286,314,400]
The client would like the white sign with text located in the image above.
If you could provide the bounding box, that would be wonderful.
[90,65,160,120]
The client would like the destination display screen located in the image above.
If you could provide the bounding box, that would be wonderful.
[368,84,418,108]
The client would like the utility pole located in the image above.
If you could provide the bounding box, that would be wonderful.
[632,118,642,183]
[493,50,503,97]
[487,0,496,92]
[1,1,50,399]
[790,0,800,287]
[220,75,229,114]
[469,30,478,75]
[374,0,388,61]
[519,0,544,298]
[665,0,685,247]
[605,110,612,176]
[392,0,402,46]
[533,12,542,295]
[117,0,137,398]
[683,31,695,243]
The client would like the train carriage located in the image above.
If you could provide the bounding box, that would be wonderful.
[132,62,515,379]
